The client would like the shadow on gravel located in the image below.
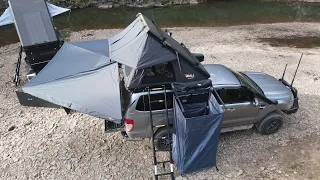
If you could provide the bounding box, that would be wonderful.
[259,36,320,48]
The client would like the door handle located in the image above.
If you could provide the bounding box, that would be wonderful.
[226,108,235,112]
[259,105,267,109]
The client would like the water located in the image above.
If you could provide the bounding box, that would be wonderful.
[1,0,320,47]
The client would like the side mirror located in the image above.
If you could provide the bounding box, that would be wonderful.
[253,98,259,106]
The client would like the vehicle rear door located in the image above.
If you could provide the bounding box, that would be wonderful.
[216,87,260,127]
[126,92,174,138]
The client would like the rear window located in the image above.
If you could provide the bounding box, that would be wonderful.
[136,92,173,111]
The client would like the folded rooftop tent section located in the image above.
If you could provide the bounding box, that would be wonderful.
[110,13,210,90]
[22,40,123,124]
[8,0,62,47]
[5,0,70,74]
[172,80,224,174]
[0,2,70,26]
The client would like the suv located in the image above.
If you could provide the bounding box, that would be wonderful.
[122,64,299,150]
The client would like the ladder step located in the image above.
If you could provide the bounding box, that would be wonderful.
[157,160,171,164]
[155,172,173,177]
[153,125,167,128]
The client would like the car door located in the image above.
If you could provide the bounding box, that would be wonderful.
[130,92,174,138]
[216,87,260,127]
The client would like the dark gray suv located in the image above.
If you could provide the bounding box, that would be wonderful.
[123,64,299,150]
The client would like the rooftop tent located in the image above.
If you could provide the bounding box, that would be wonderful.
[7,0,68,47]
[0,2,70,26]
[22,40,123,123]
[110,13,210,90]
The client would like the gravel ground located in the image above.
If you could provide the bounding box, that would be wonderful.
[1,22,320,180]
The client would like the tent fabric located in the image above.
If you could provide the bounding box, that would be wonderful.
[22,40,122,123]
[113,13,210,90]
[172,92,224,174]
[109,13,210,73]
[69,39,109,56]
[0,2,70,26]
[25,41,111,86]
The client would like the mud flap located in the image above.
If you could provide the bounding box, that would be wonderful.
[104,120,124,133]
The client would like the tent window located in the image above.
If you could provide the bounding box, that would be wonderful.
[141,63,176,84]
[136,92,173,111]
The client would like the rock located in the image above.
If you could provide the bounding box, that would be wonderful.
[12,157,19,162]
[260,167,266,171]
[236,169,243,177]
[8,125,16,131]
[143,155,148,159]
[294,171,297,174]
[50,161,56,166]
[269,166,277,171]
[98,3,113,9]
[109,156,116,162]
[24,121,32,126]
[0,113,3,118]
[67,163,72,171]
[277,170,282,174]
[226,174,233,178]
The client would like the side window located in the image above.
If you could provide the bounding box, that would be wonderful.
[136,92,173,111]
[217,88,253,104]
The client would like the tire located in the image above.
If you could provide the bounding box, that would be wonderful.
[256,112,284,135]
[154,127,173,151]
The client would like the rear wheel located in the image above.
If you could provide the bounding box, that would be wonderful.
[256,112,284,135]
[154,127,173,151]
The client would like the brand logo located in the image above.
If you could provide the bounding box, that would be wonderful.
[184,73,195,79]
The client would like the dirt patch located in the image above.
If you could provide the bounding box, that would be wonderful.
[268,134,320,180]
[259,36,320,48]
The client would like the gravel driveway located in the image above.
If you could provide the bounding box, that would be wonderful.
[1,22,320,180]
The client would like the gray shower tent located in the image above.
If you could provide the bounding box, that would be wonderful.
[22,13,210,124]
[172,80,224,173]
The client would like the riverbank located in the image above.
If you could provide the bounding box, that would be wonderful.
[1,0,320,47]
[1,22,320,179]
[1,0,320,11]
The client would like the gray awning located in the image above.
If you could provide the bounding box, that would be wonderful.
[23,40,122,123]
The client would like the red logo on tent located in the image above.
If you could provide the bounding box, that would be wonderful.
[184,73,195,79]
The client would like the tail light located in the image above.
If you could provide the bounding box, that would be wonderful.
[124,118,134,132]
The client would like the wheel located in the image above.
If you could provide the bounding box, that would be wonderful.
[154,127,173,151]
[256,112,284,135]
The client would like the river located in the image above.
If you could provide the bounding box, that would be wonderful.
[0,0,320,47]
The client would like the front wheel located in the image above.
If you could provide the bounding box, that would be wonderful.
[256,112,284,135]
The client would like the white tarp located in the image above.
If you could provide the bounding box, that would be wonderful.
[0,2,70,26]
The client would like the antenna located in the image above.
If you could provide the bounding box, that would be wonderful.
[281,64,288,81]
[291,53,303,87]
